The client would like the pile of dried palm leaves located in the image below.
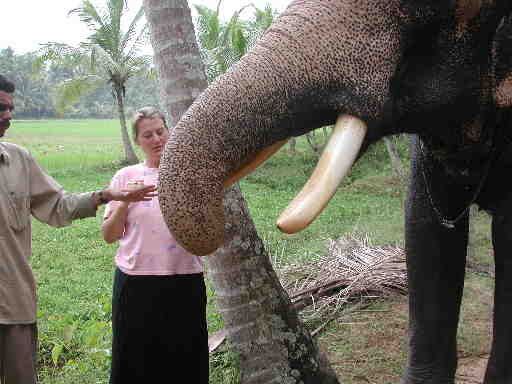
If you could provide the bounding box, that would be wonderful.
[276,234,407,334]
[208,234,408,352]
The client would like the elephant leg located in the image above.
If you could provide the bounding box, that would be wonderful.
[484,198,512,384]
[402,148,469,384]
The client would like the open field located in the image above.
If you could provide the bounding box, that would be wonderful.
[5,119,495,383]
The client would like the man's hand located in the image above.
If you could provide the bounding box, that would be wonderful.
[102,184,157,203]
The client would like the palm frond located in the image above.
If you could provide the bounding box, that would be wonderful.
[69,1,120,60]
[121,6,146,54]
[34,43,87,72]
[54,75,103,116]
[218,9,240,49]
[194,1,280,83]
[123,55,153,81]
[122,25,150,66]
[229,22,249,62]
[253,3,275,31]
[69,1,106,31]
[106,0,126,57]
[77,42,115,74]
[194,5,221,51]
[89,26,116,55]
[108,0,126,36]
[277,234,407,323]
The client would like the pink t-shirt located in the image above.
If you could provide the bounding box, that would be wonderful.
[104,163,203,276]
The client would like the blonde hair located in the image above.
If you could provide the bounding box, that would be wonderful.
[131,107,168,140]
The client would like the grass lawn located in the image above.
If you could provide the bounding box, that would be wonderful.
[4,119,495,383]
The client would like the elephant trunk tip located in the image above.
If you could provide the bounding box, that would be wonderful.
[186,239,224,257]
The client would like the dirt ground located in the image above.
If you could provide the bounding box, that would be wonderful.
[321,282,492,384]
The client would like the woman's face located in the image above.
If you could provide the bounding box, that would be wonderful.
[136,118,169,162]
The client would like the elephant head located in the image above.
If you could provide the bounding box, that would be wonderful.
[159,1,512,382]
[158,0,512,256]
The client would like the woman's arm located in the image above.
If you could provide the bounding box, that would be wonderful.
[101,202,130,244]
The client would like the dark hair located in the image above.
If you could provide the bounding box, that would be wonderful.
[131,107,168,140]
[0,74,15,93]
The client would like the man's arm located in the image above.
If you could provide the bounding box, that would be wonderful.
[28,155,155,227]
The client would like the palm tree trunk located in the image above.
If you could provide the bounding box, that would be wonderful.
[143,1,339,383]
[212,185,339,383]
[384,136,407,183]
[114,86,138,164]
[142,1,207,126]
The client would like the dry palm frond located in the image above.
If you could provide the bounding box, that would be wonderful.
[277,234,407,323]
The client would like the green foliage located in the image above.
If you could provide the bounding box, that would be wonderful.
[195,1,276,82]
[36,0,151,113]
[2,50,159,120]
[209,345,241,384]
[0,48,56,118]
[252,4,275,31]
[54,76,104,116]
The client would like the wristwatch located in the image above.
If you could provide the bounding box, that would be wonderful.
[96,190,111,205]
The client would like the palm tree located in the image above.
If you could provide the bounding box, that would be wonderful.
[144,1,339,383]
[194,1,275,82]
[36,0,151,164]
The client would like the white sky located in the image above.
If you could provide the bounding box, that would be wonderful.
[1,0,291,54]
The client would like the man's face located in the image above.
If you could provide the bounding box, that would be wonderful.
[0,91,14,138]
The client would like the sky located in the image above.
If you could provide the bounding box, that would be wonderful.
[1,0,291,55]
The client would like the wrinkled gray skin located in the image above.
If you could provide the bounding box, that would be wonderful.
[158,1,512,383]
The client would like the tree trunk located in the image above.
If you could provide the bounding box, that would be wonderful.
[143,1,340,383]
[288,137,297,153]
[213,185,339,384]
[142,2,207,126]
[114,87,139,164]
[467,204,478,261]
[305,132,320,153]
[383,136,407,183]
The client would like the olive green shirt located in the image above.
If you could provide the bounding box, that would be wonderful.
[0,142,98,324]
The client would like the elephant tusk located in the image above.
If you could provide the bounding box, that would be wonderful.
[224,139,289,188]
[276,114,367,234]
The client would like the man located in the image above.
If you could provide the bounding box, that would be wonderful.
[0,74,156,384]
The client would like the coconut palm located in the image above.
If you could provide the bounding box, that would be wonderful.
[194,1,276,82]
[36,0,152,164]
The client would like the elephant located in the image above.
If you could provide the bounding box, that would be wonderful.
[157,1,512,383]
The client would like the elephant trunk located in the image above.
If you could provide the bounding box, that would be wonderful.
[159,52,293,255]
[159,0,402,256]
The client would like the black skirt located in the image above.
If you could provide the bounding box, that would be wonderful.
[109,268,209,383]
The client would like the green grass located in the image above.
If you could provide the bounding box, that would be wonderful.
[4,120,495,383]
[9,120,129,174]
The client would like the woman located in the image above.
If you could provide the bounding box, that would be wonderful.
[102,107,208,383]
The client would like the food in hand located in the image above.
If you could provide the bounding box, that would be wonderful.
[126,180,145,191]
